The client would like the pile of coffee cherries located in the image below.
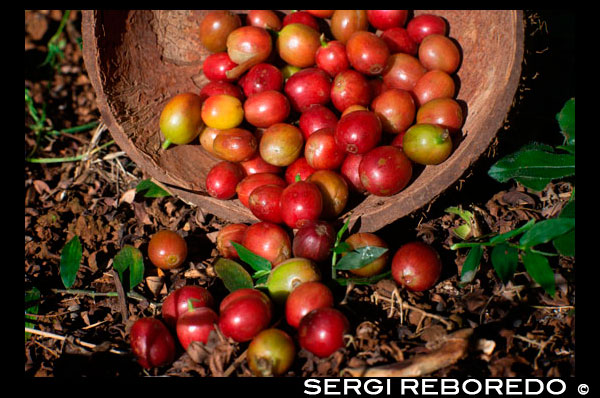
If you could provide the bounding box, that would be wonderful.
[131,225,442,375]
[159,9,464,225]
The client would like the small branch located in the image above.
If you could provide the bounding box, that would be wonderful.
[25,327,127,355]
[372,289,454,330]
[223,349,247,377]
[513,334,555,370]
[450,241,494,250]
[26,140,115,163]
[32,339,61,358]
[51,288,162,310]
[342,328,474,377]
[111,268,129,322]
[530,305,574,311]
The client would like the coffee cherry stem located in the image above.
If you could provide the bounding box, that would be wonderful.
[187,297,204,312]
[161,138,172,150]
[319,33,328,47]
[226,58,259,80]
[331,218,351,280]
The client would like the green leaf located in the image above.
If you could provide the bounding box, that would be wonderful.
[135,179,171,198]
[522,249,556,296]
[556,144,575,154]
[460,246,483,284]
[60,235,82,289]
[452,224,472,240]
[552,231,575,257]
[556,98,575,145]
[334,246,388,271]
[25,287,41,341]
[445,206,474,223]
[254,275,270,287]
[552,198,575,256]
[489,218,536,244]
[490,243,519,284]
[558,197,575,218]
[334,271,392,286]
[129,251,145,291]
[113,245,145,291]
[231,242,272,272]
[214,258,255,292]
[252,269,271,280]
[333,241,351,254]
[112,246,128,284]
[519,218,575,249]
[446,206,474,240]
[336,218,351,243]
[488,143,575,191]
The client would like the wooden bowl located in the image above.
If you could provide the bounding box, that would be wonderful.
[81,10,524,232]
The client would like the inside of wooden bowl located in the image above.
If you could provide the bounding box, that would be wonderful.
[82,10,524,232]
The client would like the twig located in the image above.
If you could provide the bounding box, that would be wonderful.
[530,305,574,311]
[25,327,127,355]
[342,328,474,377]
[52,288,143,301]
[26,140,115,163]
[32,339,61,358]
[513,334,555,370]
[24,308,79,319]
[373,290,454,330]
[111,268,129,323]
[480,295,496,324]
[223,349,247,377]
[82,319,109,330]
[339,281,355,305]
[51,288,162,310]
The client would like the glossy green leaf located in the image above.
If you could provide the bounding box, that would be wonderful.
[446,206,474,240]
[491,243,518,284]
[460,246,483,284]
[556,98,575,145]
[446,206,474,223]
[452,224,472,240]
[60,235,82,289]
[252,269,271,280]
[25,287,41,341]
[553,198,575,256]
[559,197,575,218]
[214,258,254,292]
[254,275,270,288]
[231,242,272,272]
[135,179,171,198]
[556,144,575,154]
[522,249,556,297]
[333,241,351,254]
[519,218,575,249]
[489,218,536,244]
[334,246,388,271]
[552,230,575,257]
[336,218,351,243]
[488,142,574,191]
[113,245,145,291]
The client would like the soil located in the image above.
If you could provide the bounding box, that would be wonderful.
[25,10,576,382]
